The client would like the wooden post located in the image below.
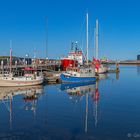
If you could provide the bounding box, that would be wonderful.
[116,62,120,73]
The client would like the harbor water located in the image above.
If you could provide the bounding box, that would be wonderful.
[0,65,140,140]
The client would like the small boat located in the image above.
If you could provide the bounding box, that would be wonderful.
[60,66,96,83]
[96,64,108,74]
[0,67,44,87]
[93,19,108,74]
[0,48,44,87]
[93,58,108,74]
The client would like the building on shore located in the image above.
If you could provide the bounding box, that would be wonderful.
[137,55,140,60]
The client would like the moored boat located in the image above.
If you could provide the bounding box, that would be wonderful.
[60,13,96,83]
[0,67,44,87]
[93,58,108,74]
[0,47,44,87]
[60,66,96,83]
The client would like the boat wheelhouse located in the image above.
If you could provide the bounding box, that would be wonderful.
[60,66,96,83]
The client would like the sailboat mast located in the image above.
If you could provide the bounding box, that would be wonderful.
[10,40,12,74]
[46,17,48,59]
[86,13,89,65]
[95,19,98,59]
[94,28,96,58]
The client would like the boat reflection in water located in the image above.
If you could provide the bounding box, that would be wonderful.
[92,81,99,127]
[60,80,100,132]
[61,81,96,96]
[0,85,44,129]
[98,73,108,80]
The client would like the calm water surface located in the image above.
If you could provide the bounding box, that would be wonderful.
[0,65,140,140]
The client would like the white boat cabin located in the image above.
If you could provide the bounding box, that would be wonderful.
[64,66,95,77]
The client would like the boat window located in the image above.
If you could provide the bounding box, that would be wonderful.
[65,75,70,78]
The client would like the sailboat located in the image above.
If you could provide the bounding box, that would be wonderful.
[0,48,44,87]
[93,57,108,74]
[93,19,108,74]
[60,13,96,83]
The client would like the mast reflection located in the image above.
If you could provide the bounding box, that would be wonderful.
[92,81,99,127]
[0,85,44,129]
[60,82,97,132]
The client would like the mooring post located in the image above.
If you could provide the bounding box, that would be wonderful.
[116,61,120,73]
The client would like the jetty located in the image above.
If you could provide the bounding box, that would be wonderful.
[107,60,140,65]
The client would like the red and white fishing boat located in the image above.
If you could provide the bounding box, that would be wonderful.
[61,42,84,71]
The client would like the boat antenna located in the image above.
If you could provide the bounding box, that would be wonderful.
[86,13,89,65]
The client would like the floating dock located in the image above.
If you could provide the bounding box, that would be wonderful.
[43,71,61,83]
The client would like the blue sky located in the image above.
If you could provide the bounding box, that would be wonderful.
[0,0,140,60]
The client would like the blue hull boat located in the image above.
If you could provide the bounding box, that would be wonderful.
[60,73,96,83]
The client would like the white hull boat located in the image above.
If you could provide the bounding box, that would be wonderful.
[0,75,43,87]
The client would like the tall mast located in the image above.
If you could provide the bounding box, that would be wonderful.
[10,40,12,74]
[86,13,89,64]
[94,28,96,58]
[95,19,98,59]
[46,17,48,59]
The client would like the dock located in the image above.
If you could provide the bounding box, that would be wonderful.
[107,60,140,65]
[43,71,61,83]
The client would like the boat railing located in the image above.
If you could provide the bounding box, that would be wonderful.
[66,67,80,72]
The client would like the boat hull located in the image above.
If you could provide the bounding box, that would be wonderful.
[60,74,96,83]
[95,67,108,74]
[0,78,44,87]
